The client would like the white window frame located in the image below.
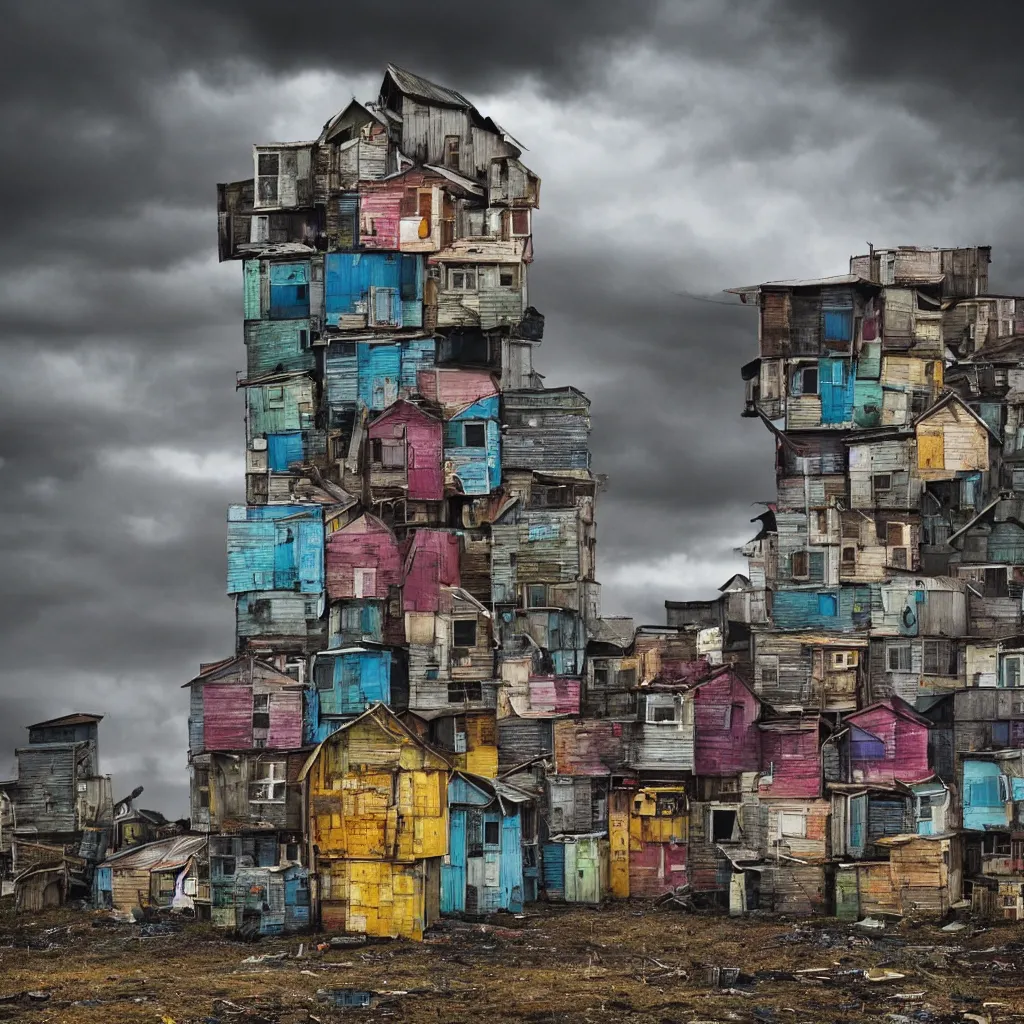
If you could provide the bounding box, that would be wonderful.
[1002,654,1023,689]
[462,421,487,448]
[646,695,681,725]
[249,761,287,804]
[254,149,281,209]
[779,811,807,838]
[887,644,912,673]
[354,567,377,598]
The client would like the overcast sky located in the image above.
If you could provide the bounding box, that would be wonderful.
[3,0,1024,814]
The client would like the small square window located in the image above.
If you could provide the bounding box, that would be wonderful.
[510,210,530,236]
[992,721,1010,746]
[841,546,856,565]
[221,857,236,876]
[592,666,609,688]
[499,267,517,288]
[791,551,809,579]
[257,153,280,176]
[253,693,270,711]
[484,820,500,846]
[647,699,679,724]
[463,422,487,448]
[252,712,270,730]
[887,645,912,672]
[453,619,477,647]
[873,474,892,492]
[758,656,779,687]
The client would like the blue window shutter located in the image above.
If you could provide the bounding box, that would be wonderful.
[400,254,418,301]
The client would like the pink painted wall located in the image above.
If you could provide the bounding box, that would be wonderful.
[846,703,930,784]
[325,514,402,600]
[417,368,498,416]
[369,401,443,501]
[529,676,581,716]
[759,725,822,798]
[359,191,401,249]
[402,529,461,612]
[204,685,252,750]
[630,842,687,897]
[693,669,761,776]
[267,690,303,749]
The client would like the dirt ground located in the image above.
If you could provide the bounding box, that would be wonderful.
[1,903,1023,1024]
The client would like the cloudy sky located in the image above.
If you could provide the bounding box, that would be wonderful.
[3,0,1024,813]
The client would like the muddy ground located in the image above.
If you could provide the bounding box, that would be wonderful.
[1,903,1023,1023]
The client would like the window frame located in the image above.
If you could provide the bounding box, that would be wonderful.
[646,696,681,725]
[452,618,478,649]
[462,421,487,449]
[887,643,912,673]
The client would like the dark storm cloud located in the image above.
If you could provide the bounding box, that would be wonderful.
[5,0,1024,810]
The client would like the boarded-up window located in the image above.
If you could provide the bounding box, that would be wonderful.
[444,135,460,171]
[886,522,905,546]
[453,619,477,647]
[758,655,779,687]
[791,551,809,579]
[918,430,944,469]
[510,209,530,236]
[779,812,806,837]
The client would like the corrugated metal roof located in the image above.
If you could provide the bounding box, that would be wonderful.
[589,617,635,648]
[102,834,206,871]
[385,64,472,109]
[727,274,869,296]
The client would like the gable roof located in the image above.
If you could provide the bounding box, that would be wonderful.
[181,654,300,690]
[690,664,761,704]
[298,703,451,780]
[913,391,1000,441]
[845,696,932,729]
[370,397,441,426]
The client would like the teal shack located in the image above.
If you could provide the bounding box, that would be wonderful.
[442,773,534,916]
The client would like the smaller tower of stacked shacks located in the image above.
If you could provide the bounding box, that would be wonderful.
[727,246,1003,916]
[206,64,603,937]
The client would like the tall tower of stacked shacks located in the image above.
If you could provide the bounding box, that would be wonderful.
[194,64,602,938]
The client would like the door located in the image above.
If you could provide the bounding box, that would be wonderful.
[267,432,303,472]
[849,793,867,858]
[274,522,297,589]
[441,809,467,914]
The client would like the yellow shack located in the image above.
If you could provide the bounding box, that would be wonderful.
[300,703,451,940]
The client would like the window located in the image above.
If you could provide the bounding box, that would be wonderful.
[499,266,518,288]
[617,667,636,690]
[890,546,908,569]
[592,665,609,688]
[449,267,477,290]
[354,567,377,598]
[758,655,779,688]
[873,473,892,493]
[464,209,485,237]
[372,438,406,469]
[444,135,460,171]
[992,721,1010,747]
[887,644,912,672]
[257,151,279,205]
[831,651,858,670]
[526,583,547,608]
[886,522,906,546]
[510,209,530,236]
[195,767,210,810]
[448,681,483,702]
[779,812,807,838]
[646,698,680,724]
[791,365,818,395]
[917,795,934,821]
[463,422,486,448]
[266,386,285,408]
[484,820,500,847]
[791,550,809,579]
[656,792,686,817]
[1003,655,1023,689]
[818,593,838,617]
[841,546,856,566]
[923,640,957,677]
[250,761,286,803]
[850,726,885,760]
[220,857,236,877]
[711,808,738,842]
[252,712,270,730]
[453,619,477,647]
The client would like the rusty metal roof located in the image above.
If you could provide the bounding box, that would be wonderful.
[384,64,472,109]
[101,834,206,872]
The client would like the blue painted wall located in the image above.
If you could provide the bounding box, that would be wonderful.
[444,395,501,495]
[329,600,384,647]
[357,339,435,410]
[267,432,304,471]
[500,811,525,913]
[988,522,1024,564]
[772,586,866,631]
[542,842,565,899]
[962,760,1009,831]
[325,253,422,329]
[245,320,315,377]
[226,505,324,595]
[306,648,391,743]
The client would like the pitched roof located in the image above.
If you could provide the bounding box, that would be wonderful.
[384,63,472,109]
[913,390,1000,441]
[845,696,932,728]
[298,703,451,780]
[27,713,102,729]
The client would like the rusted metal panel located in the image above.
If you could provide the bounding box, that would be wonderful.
[553,719,624,775]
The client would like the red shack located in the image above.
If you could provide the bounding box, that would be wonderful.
[843,697,932,785]
[692,667,762,777]
[367,399,443,502]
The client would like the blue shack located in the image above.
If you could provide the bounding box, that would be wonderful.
[442,773,534,916]
[305,645,405,744]
[444,394,501,495]
[325,252,422,329]
[962,756,1024,831]
[226,505,324,595]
